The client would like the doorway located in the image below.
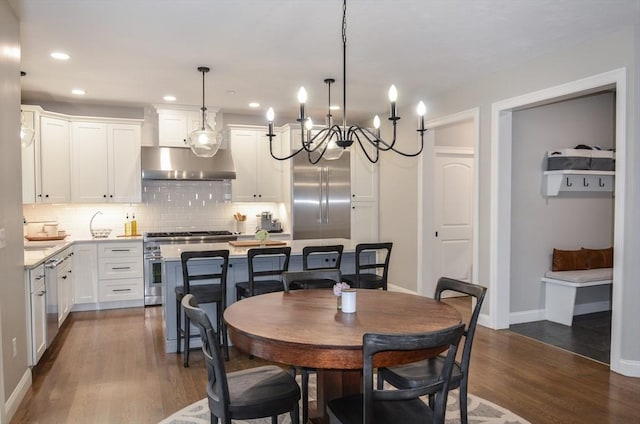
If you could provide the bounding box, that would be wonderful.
[490,68,627,374]
[418,108,479,297]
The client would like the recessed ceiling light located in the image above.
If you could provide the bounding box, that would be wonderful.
[51,51,70,60]
[329,105,340,110]
[249,102,260,108]
[71,88,86,95]
[163,95,177,102]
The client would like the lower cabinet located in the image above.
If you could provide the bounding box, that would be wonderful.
[73,240,143,311]
[27,264,47,366]
[57,250,74,327]
[97,241,143,303]
[351,201,379,242]
[73,243,98,304]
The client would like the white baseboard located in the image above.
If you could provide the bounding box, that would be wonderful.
[509,309,546,325]
[387,284,417,294]
[72,299,144,312]
[4,369,31,422]
[611,358,640,377]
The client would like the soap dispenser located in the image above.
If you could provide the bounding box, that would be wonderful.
[131,213,137,236]
[124,213,131,236]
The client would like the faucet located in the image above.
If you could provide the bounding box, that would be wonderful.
[90,211,102,233]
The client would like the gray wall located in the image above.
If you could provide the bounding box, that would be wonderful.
[0,0,29,412]
[379,25,639,365]
[511,92,615,313]
[434,120,474,148]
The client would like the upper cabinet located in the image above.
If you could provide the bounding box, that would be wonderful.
[71,120,142,203]
[350,142,379,202]
[39,116,72,203]
[156,107,220,148]
[226,125,283,202]
[21,106,142,204]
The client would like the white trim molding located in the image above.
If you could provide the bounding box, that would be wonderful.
[4,370,31,422]
[490,68,629,374]
[418,107,480,297]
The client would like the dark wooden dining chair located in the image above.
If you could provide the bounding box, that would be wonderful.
[327,323,465,424]
[281,268,342,424]
[377,277,488,424]
[342,242,392,290]
[181,294,301,424]
[235,246,291,301]
[175,250,229,367]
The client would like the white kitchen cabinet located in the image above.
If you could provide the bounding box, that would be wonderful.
[97,241,143,302]
[227,125,283,202]
[351,143,379,202]
[71,120,141,203]
[73,243,98,304]
[27,264,47,366]
[39,116,71,203]
[57,248,74,327]
[351,201,379,242]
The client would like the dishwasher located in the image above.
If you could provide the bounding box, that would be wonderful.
[43,249,72,347]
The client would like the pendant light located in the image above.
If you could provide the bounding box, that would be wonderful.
[20,111,35,148]
[20,71,36,148]
[186,66,221,157]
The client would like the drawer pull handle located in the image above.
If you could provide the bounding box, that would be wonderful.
[113,288,132,292]
[35,275,45,280]
[36,291,46,297]
[111,249,131,252]
[112,266,131,270]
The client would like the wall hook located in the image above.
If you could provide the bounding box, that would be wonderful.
[599,178,605,187]
[566,177,573,187]
[583,177,589,187]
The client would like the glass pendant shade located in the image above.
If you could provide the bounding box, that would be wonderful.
[187,120,221,158]
[323,139,345,160]
[20,113,35,148]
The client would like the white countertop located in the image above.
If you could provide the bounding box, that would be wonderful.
[23,235,143,269]
[160,238,360,261]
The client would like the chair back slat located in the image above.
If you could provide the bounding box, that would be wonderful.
[302,244,344,271]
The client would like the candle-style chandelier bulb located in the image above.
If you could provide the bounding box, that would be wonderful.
[388,85,398,102]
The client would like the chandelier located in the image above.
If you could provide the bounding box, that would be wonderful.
[265,0,427,164]
[186,66,222,157]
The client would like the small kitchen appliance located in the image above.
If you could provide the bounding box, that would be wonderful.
[259,211,282,233]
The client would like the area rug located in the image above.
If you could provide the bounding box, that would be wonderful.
[160,375,530,424]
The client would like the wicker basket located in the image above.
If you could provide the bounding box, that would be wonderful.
[90,228,112,238]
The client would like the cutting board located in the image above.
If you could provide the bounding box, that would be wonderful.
[228,240,288,247]
[25,234,69,241]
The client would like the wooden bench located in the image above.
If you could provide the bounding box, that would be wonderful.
[541,268,613,326]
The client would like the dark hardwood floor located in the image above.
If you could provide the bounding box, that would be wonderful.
[11,298,640,424]
[510,311,611,364]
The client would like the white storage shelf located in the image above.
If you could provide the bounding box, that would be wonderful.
[543,170,614,196]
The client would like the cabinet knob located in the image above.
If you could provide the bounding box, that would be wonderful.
[352,206,355,209]
[352,194,355,197]
[45,194,49,198]
[110,194,113,198]
[103,194,107,198]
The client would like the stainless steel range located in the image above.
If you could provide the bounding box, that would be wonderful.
[143,230,237,306]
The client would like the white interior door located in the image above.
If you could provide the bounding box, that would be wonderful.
[433,151,474,284]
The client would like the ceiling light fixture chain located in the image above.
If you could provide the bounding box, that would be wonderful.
[187,66,222,158]
[265,0,427,164]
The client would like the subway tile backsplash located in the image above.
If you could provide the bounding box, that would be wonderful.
[23,180,287,238]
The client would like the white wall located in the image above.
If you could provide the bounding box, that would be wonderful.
[511,92,615,314]
[0,0,29,418]
[379,26,639,370]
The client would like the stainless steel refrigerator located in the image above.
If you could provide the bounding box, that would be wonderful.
[292,152,351,240]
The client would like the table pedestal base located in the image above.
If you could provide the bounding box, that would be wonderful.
[311,369,362,424]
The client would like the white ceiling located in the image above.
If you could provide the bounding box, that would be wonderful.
[13,0,640,123]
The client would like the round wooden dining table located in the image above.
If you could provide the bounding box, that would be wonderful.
[224,288,461,423]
